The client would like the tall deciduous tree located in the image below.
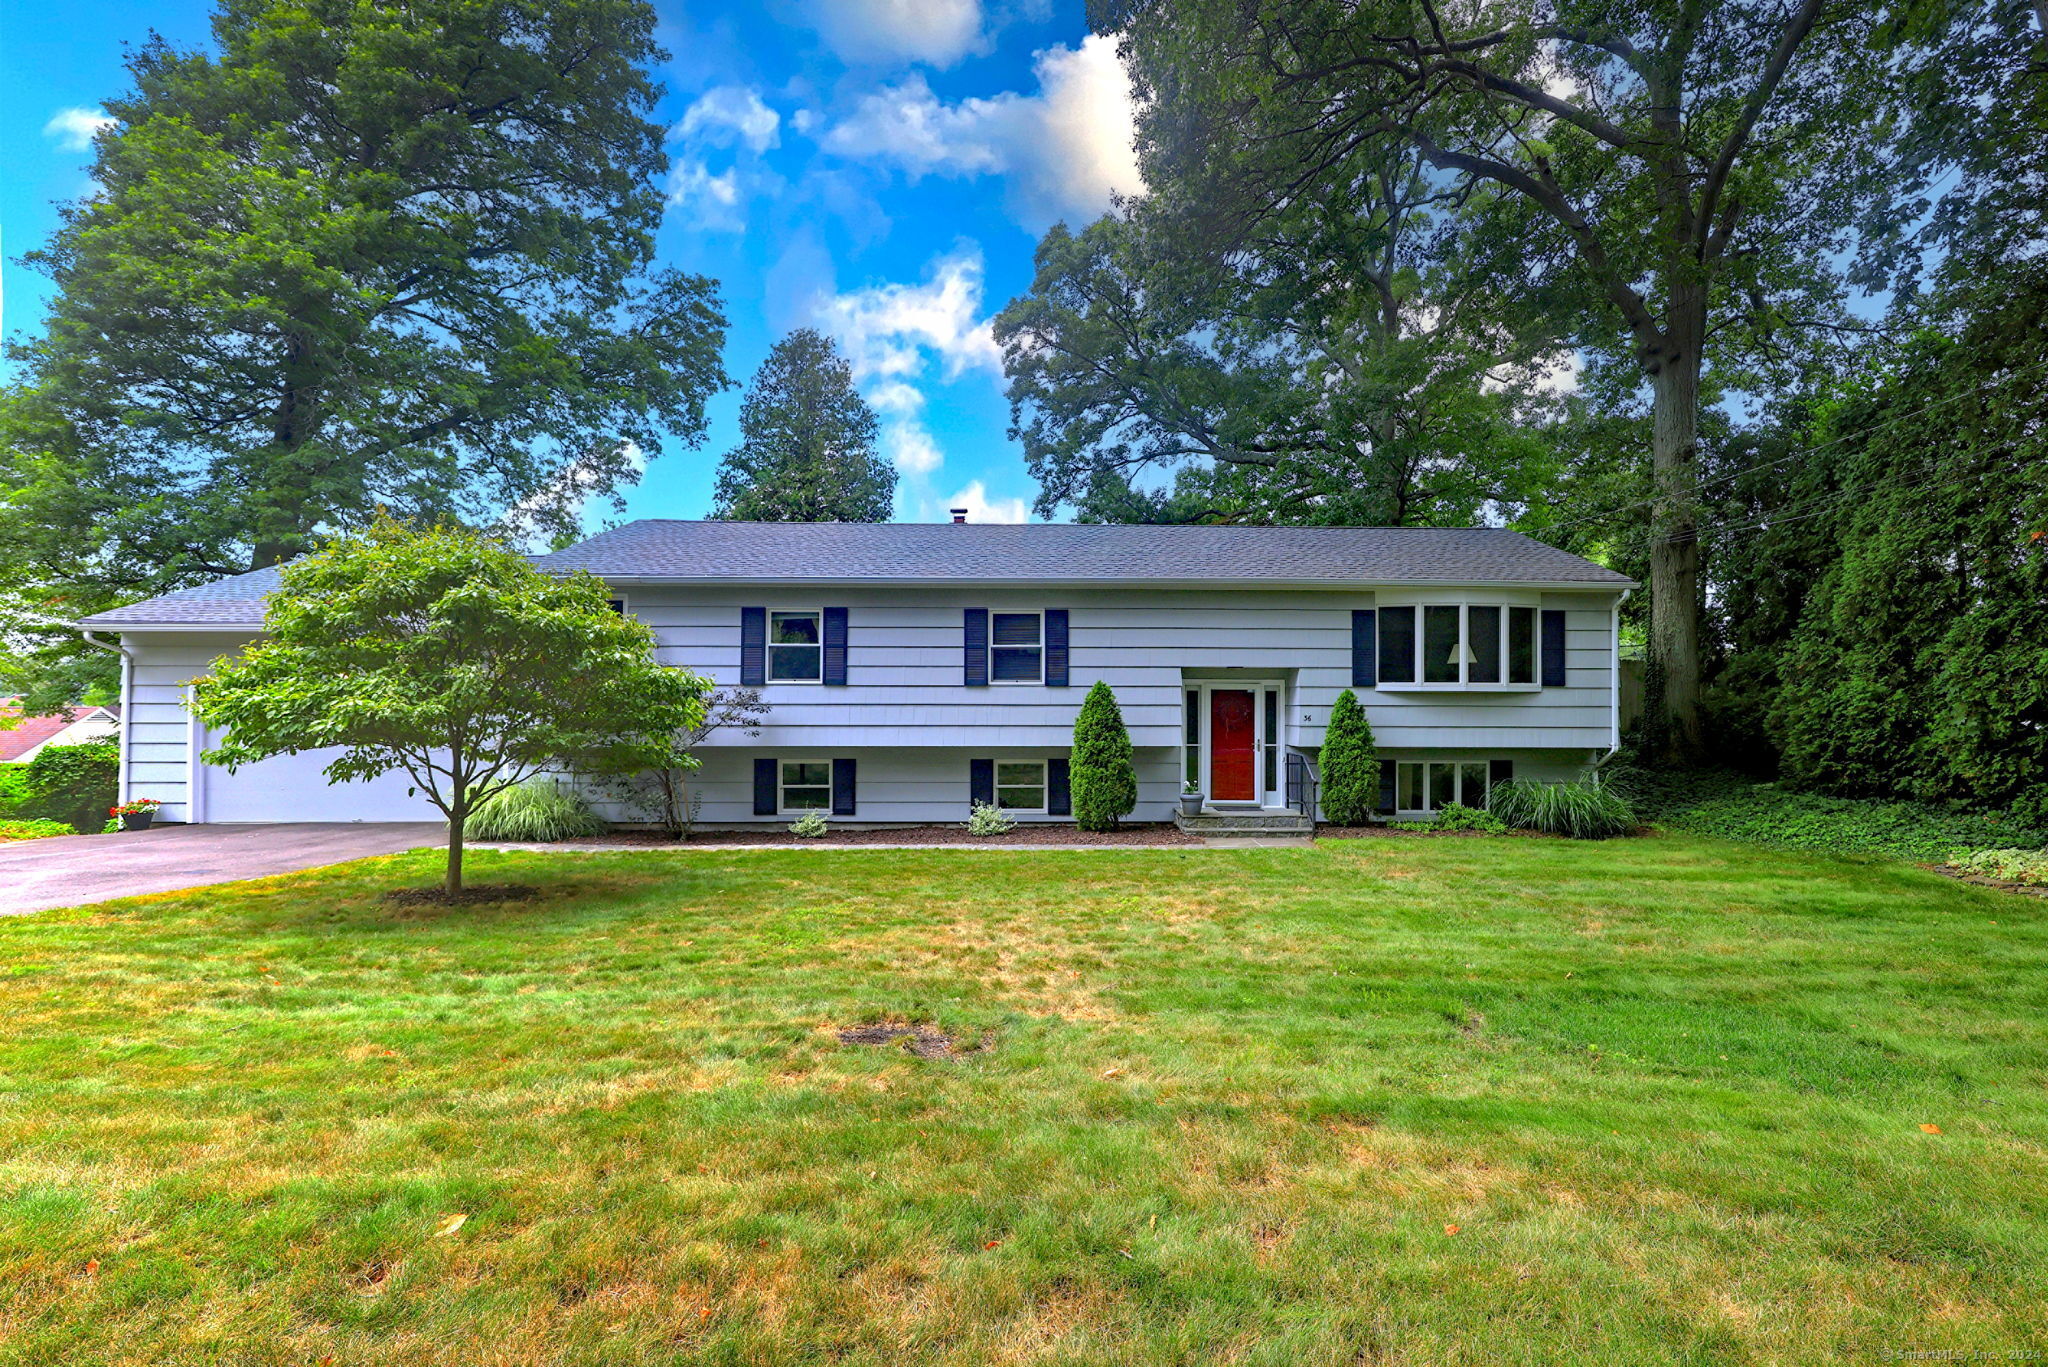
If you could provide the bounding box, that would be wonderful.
[995,146,1567,526]
[1097,0,1912,756]
[193,520,708,896]
[712,330,896,522]
[2,0,727,595]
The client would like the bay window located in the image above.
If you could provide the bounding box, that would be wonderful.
[1377,599,1539,689]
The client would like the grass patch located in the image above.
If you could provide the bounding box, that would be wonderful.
[3,836,2047,1362]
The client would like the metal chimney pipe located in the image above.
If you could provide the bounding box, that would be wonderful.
[950,508,968,524]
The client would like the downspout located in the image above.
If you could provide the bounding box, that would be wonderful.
[1591,588,1633,784]
[79,630,135,806]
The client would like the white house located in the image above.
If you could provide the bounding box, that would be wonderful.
[78,520,1634,826]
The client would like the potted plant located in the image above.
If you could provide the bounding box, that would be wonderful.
[109,799,162,832]
[1180,780,1204,817]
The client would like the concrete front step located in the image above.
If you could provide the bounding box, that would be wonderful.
[1172,809,1316,836]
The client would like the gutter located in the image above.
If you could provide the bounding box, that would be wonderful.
[1592,588,1633,784]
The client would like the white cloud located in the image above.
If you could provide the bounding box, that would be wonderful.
[667,161,745,231]
[675,86,780,153]
[798,0,986,68]
[813,245,1003,383]
[940,480,1029,524]
[885,423,946,476]
[817,34,1141,227]
[813,247,1011,494]
[665,87,784,233]
[43,107,113,152]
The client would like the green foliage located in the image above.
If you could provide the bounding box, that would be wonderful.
[0,764,30,819]
[787,811,829,839]
[1703,259,2048,818]
[1623,767,2048,865]
[0,0,727,603]
[1948,848,2048,888]
[1489,780,1637,841]
[1070,681,1137,832]
[1317,689,1378,825]
[713,331,895,522]
[1427,803,1508,835]
[994,185,1563,525]
[966,801,1015,837]
[192,519,707,893]
[19,740,120,831]
[0,819,76,841]
[467,778,606,843]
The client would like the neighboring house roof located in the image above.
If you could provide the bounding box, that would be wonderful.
[79,521,1632,629]
[0,704,119,764]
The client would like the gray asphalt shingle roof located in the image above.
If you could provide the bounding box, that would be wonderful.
[80,520,1630,627]
[536,521,1633,586]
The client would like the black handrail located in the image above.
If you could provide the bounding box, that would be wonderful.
[1285,753,1319,825]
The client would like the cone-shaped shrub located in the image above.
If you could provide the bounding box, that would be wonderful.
[1319,688,1379,825]
[1071,680,1137,831]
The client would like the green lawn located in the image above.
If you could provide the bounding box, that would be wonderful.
[4,836,2046,1365]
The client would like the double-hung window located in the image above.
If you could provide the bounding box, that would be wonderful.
[990,612,1043,683]
[779,760,832,812]
[996,760,1047,812]
[768,611,822,682]
[1395,760,1493,812]
[1379,600,1538,689]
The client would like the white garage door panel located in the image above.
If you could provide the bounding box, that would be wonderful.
[202,748,443,823]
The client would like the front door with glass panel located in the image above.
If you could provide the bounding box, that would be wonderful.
[1209,689,1258,802]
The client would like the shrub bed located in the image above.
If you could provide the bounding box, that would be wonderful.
[0,819,78,841]
[1619,767,2048,863]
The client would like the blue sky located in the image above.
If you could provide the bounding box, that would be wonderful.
[1,0,1142,527]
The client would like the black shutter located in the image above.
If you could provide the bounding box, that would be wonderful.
[753,757,777,815]
[1489,758,1514,785]
[1378,760,1397,813]
[1541,609,1568,686]
[1378,605,1415,683]
[1047,757,1071,815]
[1044,609,1070,687]
[831,757,856,816]
[1352,609,1377,688]
[970,757,995,807]
[963,608,989,686]
[822,606,848,686]
[740,606,767,687]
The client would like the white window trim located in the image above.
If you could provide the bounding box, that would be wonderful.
[1394,758,1496,815]
[993,757,1050,814]
[767,607,824,684]
[777,757,834,815]
[988,610,1045,686]
[1184,679,1288,809]
[1375,595,1543,693]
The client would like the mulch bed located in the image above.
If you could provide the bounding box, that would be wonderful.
[835,1023,990,1059]
[551,823,1197,848]
[383,884,541,906]
[1315,824,1550,839]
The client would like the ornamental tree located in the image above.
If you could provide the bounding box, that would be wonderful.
[1319,689,1379,826]
[1071,680,1138,832]
[193,519,707,895]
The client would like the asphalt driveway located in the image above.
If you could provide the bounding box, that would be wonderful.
[0,823,446,916]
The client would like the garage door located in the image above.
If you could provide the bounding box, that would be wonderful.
[198,746,442,823]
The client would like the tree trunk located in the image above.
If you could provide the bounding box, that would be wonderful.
[1646,295,1706,761]
[446,802,466,896]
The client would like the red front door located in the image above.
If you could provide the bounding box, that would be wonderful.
[1209,690,1257,801]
